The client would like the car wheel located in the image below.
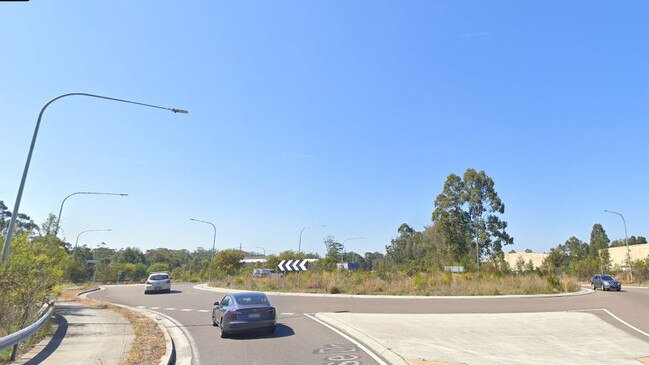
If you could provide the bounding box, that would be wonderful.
[268,325,276,333]
[165,289,171,293]
[212,311,218,326]
[144,290,149,295]
[219,319,228,338]
[602,285,607,291]
[617,288,621,292]
[592,283,596,290]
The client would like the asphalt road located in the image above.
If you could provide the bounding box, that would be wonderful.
[89,283,383,365]
[89,283,649,365]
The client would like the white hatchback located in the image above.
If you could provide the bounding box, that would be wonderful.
[144,272,171,294]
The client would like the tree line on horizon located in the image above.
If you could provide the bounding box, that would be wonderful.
[2,167,649,285]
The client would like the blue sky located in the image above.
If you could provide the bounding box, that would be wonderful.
[2,1,648,256]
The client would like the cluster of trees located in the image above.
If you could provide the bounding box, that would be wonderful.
[541,225,647,280]
[383,169,514,272]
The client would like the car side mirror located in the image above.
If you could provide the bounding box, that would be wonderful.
[214,302,220,307]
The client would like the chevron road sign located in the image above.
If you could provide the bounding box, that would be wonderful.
[278,259,309,272]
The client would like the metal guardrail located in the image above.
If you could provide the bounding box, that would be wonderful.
[0,303,54,360]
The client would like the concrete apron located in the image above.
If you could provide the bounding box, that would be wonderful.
[317,311,649,365]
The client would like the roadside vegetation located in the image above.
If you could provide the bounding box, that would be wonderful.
[1,165,647,343]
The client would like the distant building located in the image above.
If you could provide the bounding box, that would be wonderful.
[504,252,548,270]
[504,244,649,271]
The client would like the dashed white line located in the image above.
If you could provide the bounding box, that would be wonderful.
[150,306,160,309]
[197,309,209,313]
[164,308,176,311]
[137,306,146,309]
[181,308,193,312]
[281,313,295,315]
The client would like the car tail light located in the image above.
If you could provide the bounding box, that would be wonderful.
[165,279,171,284]
[226,310,237,318]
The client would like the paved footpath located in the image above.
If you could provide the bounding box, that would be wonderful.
[13,301,134,365]
[317,311,649,365]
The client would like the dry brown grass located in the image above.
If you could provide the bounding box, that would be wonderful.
[211,271,581,296]
[61,288,166,365]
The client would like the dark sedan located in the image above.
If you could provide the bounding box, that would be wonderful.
[591,274,622,291]
[212,292,276,338]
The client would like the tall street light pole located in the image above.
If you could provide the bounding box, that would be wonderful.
[604,209,632,281]
[341,237,364,264]
[1,93,188,264]
[297,225,325,287]
[56,191,128,236]
[190,218,217,282]
[298,225,326,252]
[75,229,112,250]
[255,246,266,257]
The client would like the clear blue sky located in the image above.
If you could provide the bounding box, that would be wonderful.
[2,1,648,256]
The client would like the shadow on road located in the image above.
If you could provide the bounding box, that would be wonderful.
[228,324,295,340]
[23,314,68,365]
[146,289,183,295]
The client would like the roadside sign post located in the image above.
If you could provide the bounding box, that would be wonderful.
[278,259,309,287]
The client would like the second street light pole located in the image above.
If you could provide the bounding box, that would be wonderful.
[56,191,128,236]
[297,225,325,286]
[1,92,187,264]
[190,218,217,283]
[341,237,364,264]
[605,209,633,281]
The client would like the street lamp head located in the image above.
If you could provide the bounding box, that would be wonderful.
[171,108,189,114]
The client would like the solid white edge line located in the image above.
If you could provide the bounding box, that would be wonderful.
[600,309,649,339]
[304,314,389,365]
[572,308,649,339]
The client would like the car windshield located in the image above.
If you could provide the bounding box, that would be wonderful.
[234,294,269,305]
[601,275,614,281]
[149,275,168,280]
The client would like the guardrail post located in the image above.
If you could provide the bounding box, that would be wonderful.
[11,344,18,361]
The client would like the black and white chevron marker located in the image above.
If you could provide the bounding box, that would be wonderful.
[278,259,309,272]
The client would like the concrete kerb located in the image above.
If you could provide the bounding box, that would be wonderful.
[77,287,178,365]
[194,283,593,299]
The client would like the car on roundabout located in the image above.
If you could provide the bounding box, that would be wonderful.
[144,272,172,294]
[212,292,276,338]
[591,274,621,291]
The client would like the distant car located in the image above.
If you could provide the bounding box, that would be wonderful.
[252,268,283,277]
[591,274,621,291]
[144,272,171,294]
[212,292,276,338]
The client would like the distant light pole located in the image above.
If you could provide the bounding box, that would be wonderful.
[298,225,326,252]
[190,218,217,282]
[605,209,632,281]
[255,246,266,257]
[75,229,113,250]
[1,93,188,264]
[341,237,364,263]
[56,191,128,236]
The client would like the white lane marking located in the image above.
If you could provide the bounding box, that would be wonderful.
[574,309,649,339]
[305,314,389,365]
[164,308,176,311]
[137,306,146,309]
[281,313,295,315]
[197,309,209,313]
[150,306,160,309]
[181,308,193,312]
